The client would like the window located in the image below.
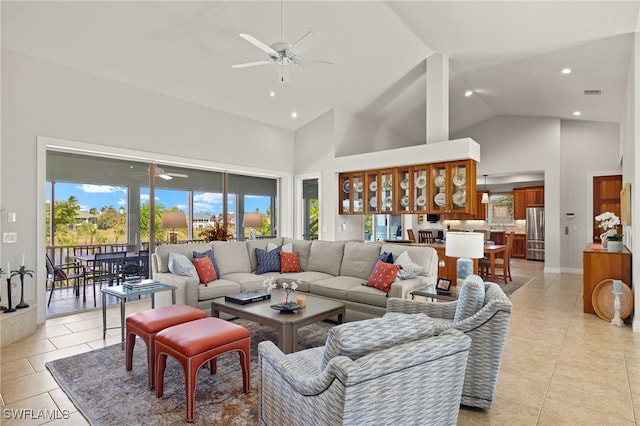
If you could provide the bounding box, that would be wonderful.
[364,214,402,241]
[488,193,514,225]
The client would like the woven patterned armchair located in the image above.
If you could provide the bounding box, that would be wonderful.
[259,314,471,426]
[387,277,513,409]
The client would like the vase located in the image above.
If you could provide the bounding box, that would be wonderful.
[608,240,623,252]
[601,235,608,249]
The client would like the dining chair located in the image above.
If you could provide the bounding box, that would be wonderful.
[89,251,127,306]
[46,254,86,307]
[479,232,514,283]
[418,230,434,244]
[407,229,416,243]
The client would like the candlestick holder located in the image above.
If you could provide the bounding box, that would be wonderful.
[11,265,34,310]
[611,288,625,327]
[0,268,7,311]
[4,278,16,313]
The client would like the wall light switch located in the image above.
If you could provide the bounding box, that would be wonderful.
[7,212,16,222]
[3,232,17,243]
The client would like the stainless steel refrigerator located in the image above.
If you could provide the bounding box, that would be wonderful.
[526,207,545,260]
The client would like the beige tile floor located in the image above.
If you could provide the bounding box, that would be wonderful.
[1,260,638,425]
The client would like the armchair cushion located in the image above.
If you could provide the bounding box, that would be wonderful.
[320,312,435,369]
[454,274,485,322]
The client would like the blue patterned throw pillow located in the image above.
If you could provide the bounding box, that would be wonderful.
[193,250,221,278]
[255,247,281,274]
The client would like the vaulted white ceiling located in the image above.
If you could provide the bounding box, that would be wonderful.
[3,1,639,138]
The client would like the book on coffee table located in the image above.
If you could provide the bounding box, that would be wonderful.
[123,279,160,290]
[225,289,271,305]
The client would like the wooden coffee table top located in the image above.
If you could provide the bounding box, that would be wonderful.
[211,290,344,326]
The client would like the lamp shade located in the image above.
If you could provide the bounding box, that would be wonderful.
[445,232,485,259]
[161,211,187,229]
[242,212,263,228]
[481,192,489,204]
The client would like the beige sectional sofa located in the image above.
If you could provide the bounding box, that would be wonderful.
[151,238,438,321]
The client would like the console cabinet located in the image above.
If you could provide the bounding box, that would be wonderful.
[582,243,631,314]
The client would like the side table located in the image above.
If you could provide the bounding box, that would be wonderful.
[101,282,176,348]
[411,287,458,302]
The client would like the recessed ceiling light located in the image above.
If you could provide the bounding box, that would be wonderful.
[269,91,276,97]
[573,111,581,116]
[464,90,473,97]
[291,111,298,118]
[561,68,572,74]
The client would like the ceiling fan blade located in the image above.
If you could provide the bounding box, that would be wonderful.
[278,64,290,84]
[289,31,321,55]
[232,60,272,69]
[296,58,334,68]
[239,33,277,55]
[167,173,189,178]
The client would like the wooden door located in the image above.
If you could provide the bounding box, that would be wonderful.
[593,175,622,242]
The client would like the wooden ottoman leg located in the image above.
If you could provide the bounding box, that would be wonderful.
[125,331,136,371]
[238,338,251,393]
[145,335,155,389]
[155,350,168,398]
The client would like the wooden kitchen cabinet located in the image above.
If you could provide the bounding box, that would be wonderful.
[512,234,526,258]
[429,160,477,215]
[582,243,631,314]
[526,186,544,206]
[513,188,526,219]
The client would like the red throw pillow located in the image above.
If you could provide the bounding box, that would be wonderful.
[193,256,217,285]
[364,260,399,293]
[279,251,301,273]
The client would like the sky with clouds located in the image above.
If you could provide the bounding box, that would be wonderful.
[47,183,270,214]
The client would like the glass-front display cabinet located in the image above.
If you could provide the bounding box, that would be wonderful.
[364,171,379,214]
[379,169,394,213]
[429,160,476,214]
[412,165,429,214]
[338,172,365,214]
[395,167,412,213]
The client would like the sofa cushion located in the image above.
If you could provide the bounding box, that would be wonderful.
[309,276,363,300]
[279,251,301,273]
[320,313,435,369]
[283,238,313,271]
[193,256,216,284]
[454,274,486,322]
[339,242,381,280]
[364,260,399,293]
[393,251,424,280]
[255,247,282,274]
[307,241,344,276]
[193,249,221,279]
[347,284,390,308]
[197,279,241,301]
[211,241,252,275]
[378,251,394,264]
[155,242,212,273]
[168,253,197,278]
[246,238,283,272]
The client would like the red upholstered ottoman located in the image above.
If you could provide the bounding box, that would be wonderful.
[155,317,251,422]
[125,304,206,389]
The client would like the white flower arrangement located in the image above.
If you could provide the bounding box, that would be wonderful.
[595,212,622,241]
[263,276,300,305]
[595,212,620,230]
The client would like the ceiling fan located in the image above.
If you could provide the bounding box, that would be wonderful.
[135,166,188,180]
[232,0,332,83]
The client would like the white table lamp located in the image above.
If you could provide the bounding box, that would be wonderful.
[445,232,485,284]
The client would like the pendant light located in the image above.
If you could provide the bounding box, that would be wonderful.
[481,174,489,204]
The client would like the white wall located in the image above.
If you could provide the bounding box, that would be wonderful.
[560,120,621,271]
[1,51,295,324]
